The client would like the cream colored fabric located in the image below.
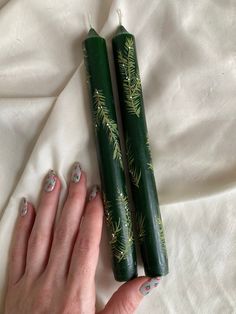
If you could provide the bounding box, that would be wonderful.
[0,0,236,313]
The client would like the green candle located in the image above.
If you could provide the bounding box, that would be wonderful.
[82,28,137,282]
[112,24,169,277]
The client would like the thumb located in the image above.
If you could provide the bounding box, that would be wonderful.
[100,276,161,314]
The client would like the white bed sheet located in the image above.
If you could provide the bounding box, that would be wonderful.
[0,0,235,313]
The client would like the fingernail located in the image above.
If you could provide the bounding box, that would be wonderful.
[44,170,57,192]
[19,197,28,216]
[71,162,81,183]
[139,277,161,296]
[89,185,99,201]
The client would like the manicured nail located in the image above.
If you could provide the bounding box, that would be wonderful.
[89,185,99,201]
[71,162,81,183]
[139,277,161,296]
[44,170,57,192]
[19,197,28,216]
[153,277,161,287]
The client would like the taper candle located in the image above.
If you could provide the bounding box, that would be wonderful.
[112,22,169,277]
[82,28,137,282]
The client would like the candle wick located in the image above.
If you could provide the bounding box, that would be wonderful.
[88,13,93,29]
[116,8,122,25]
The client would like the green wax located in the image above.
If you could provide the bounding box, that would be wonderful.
[82,28,137,282]
[112,25,169,277]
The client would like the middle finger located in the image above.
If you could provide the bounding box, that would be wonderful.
[46,162,87,280]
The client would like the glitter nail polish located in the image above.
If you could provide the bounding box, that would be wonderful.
[89,185,99,201]
[20,197,28,216]
[139,278,160,296]
[71,162,82,183]
[44,170,57,192]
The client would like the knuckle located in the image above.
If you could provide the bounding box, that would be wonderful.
[77,235,98,253]
[16,213,30,230]
[41,195,56,207]
[68,189,79,200]
[68,178,86,201]
[32,284,52,309]
[84,207,95,219]
[60,302,76,314]
[55,223,70,242]
[119,295,137,313]
[68,188,85,202]
[68,186,81,199]
[28,230,48,249]
[10,248,21,265]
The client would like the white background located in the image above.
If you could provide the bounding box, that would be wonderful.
[0,0,236,313]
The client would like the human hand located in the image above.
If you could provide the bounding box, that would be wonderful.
[4,163,161,314]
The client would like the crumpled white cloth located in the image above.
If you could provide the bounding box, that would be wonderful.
[0,0,236,313]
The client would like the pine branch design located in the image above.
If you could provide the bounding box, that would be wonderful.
[103,192,122,259]
[136,212,146,243]
[146,135,154,172]
[103,191,134,263]
[116,190,134,262]
[118,38,142,117]
[126,137,141,188]
[103,191,112,216]
[147,163,154,171]
[156,215,167,257]
[116,190,133,242]
[146,135,151,155]
[93,89,123,169]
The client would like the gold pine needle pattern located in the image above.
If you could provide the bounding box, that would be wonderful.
[157,215,167,257]
[136,212,146,243]
[103,191,134,263]
[103,193,122,260]
[147,163,154,171]
[116,190,134,262]
[93,89,123,169]
[126,137,141,188]
[146,135,154,172]
[118,38,142,117]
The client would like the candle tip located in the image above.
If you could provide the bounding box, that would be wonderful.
[87,27,99,38]
[115,25,128,35]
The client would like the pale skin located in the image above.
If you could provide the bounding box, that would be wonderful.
[4,165,160,314]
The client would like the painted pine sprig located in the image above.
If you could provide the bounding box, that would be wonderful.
[93,89,123,169]
[117,38,142,117]
[146,135,154,172]
[103,191,134,263]
[136,212,146,243]
[126,137,141,188]
[116,190,134,243]
[103,192,123,260]
[156,215,168,258]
